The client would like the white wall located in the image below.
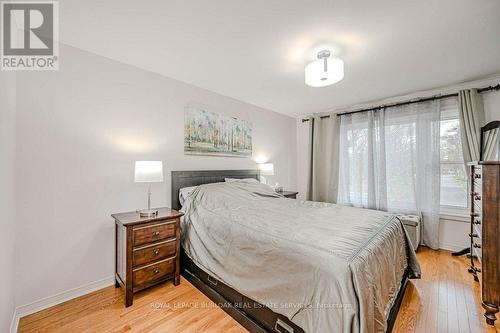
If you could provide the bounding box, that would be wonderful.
[296,76,500,250]
[439,219,470,252]
[0,72,17,331]
[484,86,500,122]
[14,44,296,308]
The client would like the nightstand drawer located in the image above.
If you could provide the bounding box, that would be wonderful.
[133,239,176,267]
[133,257,175,289]
[133,221,176,246]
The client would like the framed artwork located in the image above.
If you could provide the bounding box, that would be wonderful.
[184,107,252,157]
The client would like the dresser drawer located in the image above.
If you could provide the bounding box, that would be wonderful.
[474,223,482,240]
[133,257,175,290]
[474,165,482,173]
[133,239,176,267]
[473,242,482,263]
[473,197,482,213]
[474,177,482,189]
[472,209,482,222]
[133,221,176,246]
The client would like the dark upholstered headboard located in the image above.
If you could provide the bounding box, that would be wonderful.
[171,169,259,210]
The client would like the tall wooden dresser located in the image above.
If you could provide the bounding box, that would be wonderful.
[469,162,500,325]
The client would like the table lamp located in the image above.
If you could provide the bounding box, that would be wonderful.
[258,163,274,185]
[134,161,164,217]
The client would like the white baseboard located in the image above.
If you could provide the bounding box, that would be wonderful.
[439,242,467,252]
[11,276,115,333]
[10,310,18,333]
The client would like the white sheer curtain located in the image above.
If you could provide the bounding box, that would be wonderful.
[338,100,441,249]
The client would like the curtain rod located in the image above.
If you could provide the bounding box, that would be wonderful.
[301,84,500,122]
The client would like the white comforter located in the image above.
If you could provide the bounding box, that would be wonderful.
[181,181,420,333]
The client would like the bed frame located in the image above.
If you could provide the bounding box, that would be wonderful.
[171,169,409,333]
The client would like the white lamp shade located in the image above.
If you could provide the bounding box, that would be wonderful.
[305,57,344,87]
[134,161,164,183]
[258,163,274,176]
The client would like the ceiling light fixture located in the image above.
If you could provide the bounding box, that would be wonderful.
[305,50,344,87]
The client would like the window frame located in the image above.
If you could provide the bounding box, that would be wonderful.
[439,102,469,219]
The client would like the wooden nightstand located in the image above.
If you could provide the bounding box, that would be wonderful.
[112,207,184,307]
[281,191,298,199]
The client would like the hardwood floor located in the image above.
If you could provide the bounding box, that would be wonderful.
[392,247,499,333]
[18,248,499,333]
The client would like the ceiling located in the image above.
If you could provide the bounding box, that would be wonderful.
[59,0,500,117]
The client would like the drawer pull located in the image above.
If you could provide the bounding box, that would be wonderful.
[474,219,481,225]
[153,268,161,274]
[153,231,160,237]
[207,275,218,286]
[470,213,479,217]
[275,318,294,333]
[469,233,478,238]
[473,243,482,249]
[474,195,481,201]
[153,249,161,256]
[474,174,481,179]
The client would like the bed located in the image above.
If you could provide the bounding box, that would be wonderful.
[171,169,420,333]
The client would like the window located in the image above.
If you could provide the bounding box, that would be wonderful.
[338,104,441,214]
[439,99,468,212]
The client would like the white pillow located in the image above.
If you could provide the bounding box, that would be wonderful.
[224,178,259,184]
[179,186,198,206]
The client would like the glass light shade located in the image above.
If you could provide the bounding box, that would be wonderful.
[254,155,268,164]
[305,57,344,87]
[134,161,164,183]
[258,163,274,176]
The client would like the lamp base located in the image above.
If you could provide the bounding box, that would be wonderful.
[138,209,158,217]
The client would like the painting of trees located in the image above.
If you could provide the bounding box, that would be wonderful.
[184,107,252,157]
